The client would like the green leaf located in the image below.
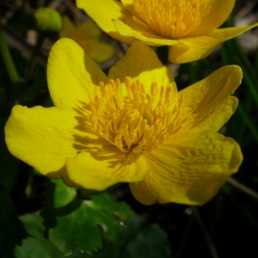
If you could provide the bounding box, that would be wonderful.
[52,179,77,209]
[49,193,133,255]
[19,213,45,238]
[50,202,102,254]
[89,194,134,241]
[124,224,171,258]
[17,213,64,258]
[15,237,63,258]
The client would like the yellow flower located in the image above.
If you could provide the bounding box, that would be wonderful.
[5,39,243,205]
[76,0,258,64]
[60,17,115,63]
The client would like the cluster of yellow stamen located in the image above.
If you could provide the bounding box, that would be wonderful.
[75,78,177,163]
[131,0,207,38]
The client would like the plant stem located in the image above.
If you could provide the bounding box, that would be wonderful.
[0,30,22,83]
[227,177,258,200]
[191,208,220,258]
[175,214,194,258]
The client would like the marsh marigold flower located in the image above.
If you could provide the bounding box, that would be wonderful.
[5,39,243,205]
[60,17,114,63]
[76,0,258,63]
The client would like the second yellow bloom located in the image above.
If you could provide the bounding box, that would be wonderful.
[76,0,258,63]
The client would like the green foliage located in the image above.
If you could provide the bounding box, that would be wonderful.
[16,238,63,258]
[49,201,103,254]
[19,214,45,238]
[49,194,133,254]
[51,180,135,254]
[15,182,171,258]
[52,179,77,209]
[124,224,171,258]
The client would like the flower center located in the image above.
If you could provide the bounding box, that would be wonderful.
[130,0,206,38]
[74,78,177,163]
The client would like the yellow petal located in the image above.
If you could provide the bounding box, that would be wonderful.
[109,42,162,79]
[78,19,102,38]
[61,18,114,63]
[109,42,175,93]
[65,152,148,191]
[121,0,133,6]
[168,36,221,64]
[131,132,243,205]
[60,16,76,37]
[47,38,107,108]
[175,65,242,133]
[80,38,115,63]
[114,19,177,45]
[76,0,122,35]
[130,180,157,205]
[61,17,101,39]
[76,0,176,46]
[210,22,258,41]
[5,105,77,174]
[169,22,258,64]
[122,0,235,38]
[189,0,236,35]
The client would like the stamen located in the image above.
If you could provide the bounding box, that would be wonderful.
[131,0,209,38]
[75,78,177,163]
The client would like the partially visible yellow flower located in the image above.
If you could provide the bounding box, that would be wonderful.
[76,0,258,63]
[5,39,243,205]
[60,17,115,63]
